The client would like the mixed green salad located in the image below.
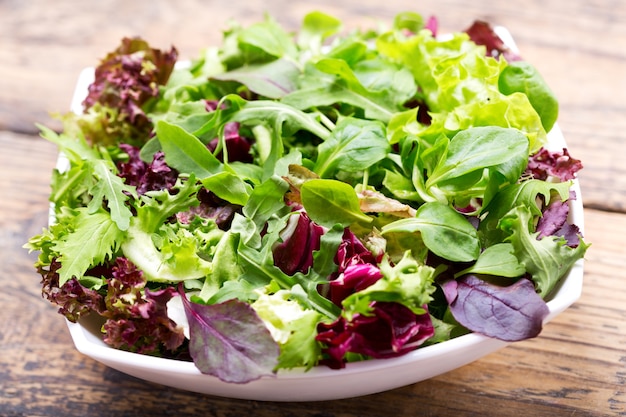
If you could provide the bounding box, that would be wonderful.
[26,11,589,383]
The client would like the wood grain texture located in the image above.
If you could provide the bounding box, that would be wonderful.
[1,0,625,415]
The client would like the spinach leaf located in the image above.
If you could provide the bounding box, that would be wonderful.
[381,202,480,262]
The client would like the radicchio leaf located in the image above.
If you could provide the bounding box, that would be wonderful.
[273,210,324,275]
[178,288,279,383]
[207,122,253,163]
[442,275,549,341]
[328,263,383,305]
[316,301,434,369]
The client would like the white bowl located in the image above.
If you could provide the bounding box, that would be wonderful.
[63,28,585,402]
[65,120,584,401]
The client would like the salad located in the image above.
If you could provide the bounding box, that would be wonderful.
[26,11,589,384]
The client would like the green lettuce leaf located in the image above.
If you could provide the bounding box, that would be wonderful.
[498,205,589,297]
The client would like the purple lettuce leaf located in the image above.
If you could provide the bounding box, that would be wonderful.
[84,37,177,119]
[117,144,179,195]
[536,194,582,248]
[525,147,583,182]
[316,301,434,369]
[76,37,178,146]
[273,210,325,276]
[101,258,185,355]
[465,20,521,61]
[441,275,549,341]
[178,288,279,383]
[39,259,106,322]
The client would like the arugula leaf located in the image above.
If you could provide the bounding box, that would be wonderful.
[40,125,135,230]
[242,176,290,231]
[88,160,136,231]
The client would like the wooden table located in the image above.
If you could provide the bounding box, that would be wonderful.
[1,0,624,415]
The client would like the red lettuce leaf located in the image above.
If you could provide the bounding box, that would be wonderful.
[441,275,549,341]
[178,287,279,383]
[117,144,178,195]
[537,195,583,248]
[328,263,383,305]
[465,20,521,61]
[525,147,583,182]
[39,259,106,322]
[101,258,185,355]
